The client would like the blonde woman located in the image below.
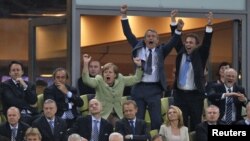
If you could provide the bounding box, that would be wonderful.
[159,105,189,141]
[24,127,42,141]
[82,54,142,126]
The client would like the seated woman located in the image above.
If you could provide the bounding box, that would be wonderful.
[82,54,142,126]
[159,105,189,141]
[24,127,42,141]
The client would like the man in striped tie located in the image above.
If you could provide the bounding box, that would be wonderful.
[208,68,249,125]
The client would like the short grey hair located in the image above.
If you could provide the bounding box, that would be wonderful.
[109,132,123,141]
[68,133,83,141]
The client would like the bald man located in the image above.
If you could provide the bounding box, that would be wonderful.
[0,106,30,141]
[208,68,248,125]
[109,132,124,141]
[69,99,113,141]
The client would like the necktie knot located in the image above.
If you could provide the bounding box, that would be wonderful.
[228,88,232,93]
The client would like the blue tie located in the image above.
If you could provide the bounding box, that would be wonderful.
[225,88,233,124]
[92,120,99,141]
[129,120,135,135]
[145,49,152,75]
[49,120,54,134]
[179,55,191,87]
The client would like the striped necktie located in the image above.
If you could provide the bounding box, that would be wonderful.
[225,88,233,124]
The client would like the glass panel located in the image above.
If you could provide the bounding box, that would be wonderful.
[35,24,67,87]
[0,19,29,82]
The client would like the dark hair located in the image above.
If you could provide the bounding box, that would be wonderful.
[52,67,69,79]
[184,33,200,45]
[123,100,137,110]
[8,61,24,72]
[217,62,231,76]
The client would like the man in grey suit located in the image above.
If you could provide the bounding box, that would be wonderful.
[120,4,184,130]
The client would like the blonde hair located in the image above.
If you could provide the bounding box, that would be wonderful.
[102,63,119,78]
[165,105,184,128]
[24,127,42,140]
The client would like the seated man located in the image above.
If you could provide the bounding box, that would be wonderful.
[69,99,113,141]
[115,100,150,141]
[0,106,30,141]
[44,67,83,128]
[109,132,124,141]
[32,99,68,141]
[1,61,37,125]
[195,105,226,141]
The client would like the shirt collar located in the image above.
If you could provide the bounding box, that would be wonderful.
[92,116,101,122]
[9,123,18,129]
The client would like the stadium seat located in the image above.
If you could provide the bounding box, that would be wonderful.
[80,95,89,116]
[161,97,169,122]
[0,99,6,123]
[150,129,159,138]
[37,94,44,113]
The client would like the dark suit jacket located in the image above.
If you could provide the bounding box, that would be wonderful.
[69,115,113,141]
[115,118,150,141]
[170,25,213,94]
[207,84,246,121]
[0,121,29,141]
[44,84,83,118]
[1,79,37,115]
[32,115,67,141]
[121,19,181,91]
[195,121,225,141]
[77,77,96,95]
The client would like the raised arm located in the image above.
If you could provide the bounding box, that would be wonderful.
[123,57,143,86]
[120,4,138,48]
[199,11,214,65]
[81,54,98,88]
[162,19,184,56]
[169,10,184,53]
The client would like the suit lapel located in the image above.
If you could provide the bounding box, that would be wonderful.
[42,116,54,137]
[125,119,133,134]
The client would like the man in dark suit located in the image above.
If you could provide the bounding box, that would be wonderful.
[0,106,29,141]
[44,67,83,128]
[195,105,225,141]
[69,98,113,141]
[0,61,37,125]
[115,100,150,141]
[120,4,184,130]
[32,99,67,141]
[78,60,101,95]
[170,10,213,131]
[208,68,248,125]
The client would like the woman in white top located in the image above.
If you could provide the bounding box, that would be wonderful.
[159,105,189,141]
